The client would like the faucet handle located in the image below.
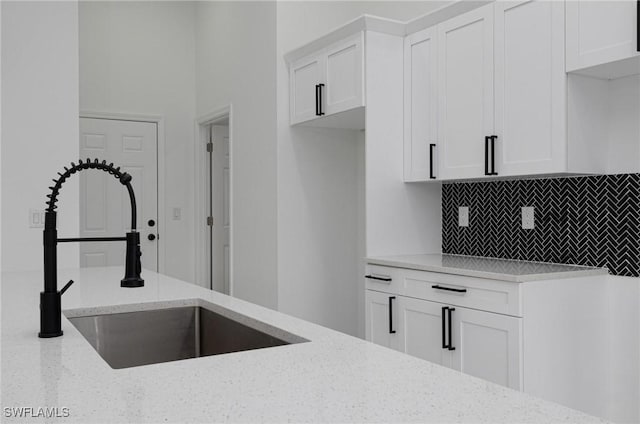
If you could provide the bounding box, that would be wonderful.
[60,280,74,295]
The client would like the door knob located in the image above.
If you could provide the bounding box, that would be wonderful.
[148,219,155,227]
[148,234,156,241]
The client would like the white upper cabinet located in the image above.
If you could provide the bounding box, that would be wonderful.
[324,33,365,116]
[438,4,494,180]
[566,0,640,74]
[494,0,566,176]
[403,27,438,181]
[290,55,324,125]
[288,32,364,127]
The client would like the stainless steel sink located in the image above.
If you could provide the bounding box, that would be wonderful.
[66,303,305,369]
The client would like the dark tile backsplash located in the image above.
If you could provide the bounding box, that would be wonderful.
[442,174,640,277]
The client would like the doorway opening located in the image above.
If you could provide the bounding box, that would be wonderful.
[195,107,233,295]
[79,113,164,272]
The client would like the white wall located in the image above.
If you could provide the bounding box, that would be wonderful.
[1,1,80,272]
[276,1,449,337]
[79,1,197,282]
[195,1,278,309]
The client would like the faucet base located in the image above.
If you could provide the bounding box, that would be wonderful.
[38,291,63,338]
[121,277,144,288]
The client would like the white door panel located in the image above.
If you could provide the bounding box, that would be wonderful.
[79,118,158,271]
[325,32,364,115]
[210,125,230,294]
[365,290,401,351]
[566,1,640,72]
[495,0,566,176]
[290,55,324,124]
[450,306,522,390]
[404,27,438,181]
[438,4,494,180]
[398,296,452,367]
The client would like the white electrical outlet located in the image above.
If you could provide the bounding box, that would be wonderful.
[522,206,535,229]
[29,209,45,228]
[458,206,469,227]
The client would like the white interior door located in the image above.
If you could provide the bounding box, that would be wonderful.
[209,125,230,294]
[438,4,494,180]
[79,117,158,271]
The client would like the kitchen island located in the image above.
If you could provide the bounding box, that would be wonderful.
[1,267,603,423]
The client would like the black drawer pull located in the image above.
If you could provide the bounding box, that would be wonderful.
[432,284,467,293]
[441,306,447,349]
[447,307,455,351]
[365,274,392,282]
[429,143,436,179]
[388,296,396,334]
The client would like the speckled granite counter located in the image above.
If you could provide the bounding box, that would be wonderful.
[367,254,608,282]
[1,267,604,423]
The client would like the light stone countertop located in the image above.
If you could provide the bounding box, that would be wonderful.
[1,267,605,423]
[367,254,609,282]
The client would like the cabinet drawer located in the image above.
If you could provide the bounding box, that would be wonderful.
[364,264,402,294]
[366,264,521,317]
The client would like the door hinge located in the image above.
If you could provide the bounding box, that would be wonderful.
[206,142,213,153]
[207,216,213,226]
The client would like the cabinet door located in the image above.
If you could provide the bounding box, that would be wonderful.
[494,0,566,176]
[438,4,495,180]
[365,290,401,351]
[404,27,439,182]
[449,306,522,390]
[290,54,324,125]
[397,296,452,367]
[324,32,364,116]
[566,1,639,72]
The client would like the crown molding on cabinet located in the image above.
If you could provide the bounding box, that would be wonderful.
[284,1,493,65]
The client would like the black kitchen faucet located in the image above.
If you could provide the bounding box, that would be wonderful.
[39,159,144,338]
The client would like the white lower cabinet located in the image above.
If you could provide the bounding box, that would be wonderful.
[397,296,452,368]
[372,291,522,390]
[449,306,522,390]
[365,289,401,352]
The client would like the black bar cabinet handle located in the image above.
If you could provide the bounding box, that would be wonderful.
[490,135,498,176]
[365,274,392,282]
[637,0,639,52]
[429,144,436,179]
[442,306,448,348]
[432,284,467,293]
[388,296,396,334]
[315,84,320,116]
[318,83,325,116]
[484,136,490,176]
[448,307,455,351]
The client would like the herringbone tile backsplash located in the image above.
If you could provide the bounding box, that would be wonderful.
[442,174,640,277]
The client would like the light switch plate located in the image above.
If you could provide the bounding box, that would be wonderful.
[522,206,535,229]
[458,206,469,227]
[29,209,45,228]
[172,207,181,221]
